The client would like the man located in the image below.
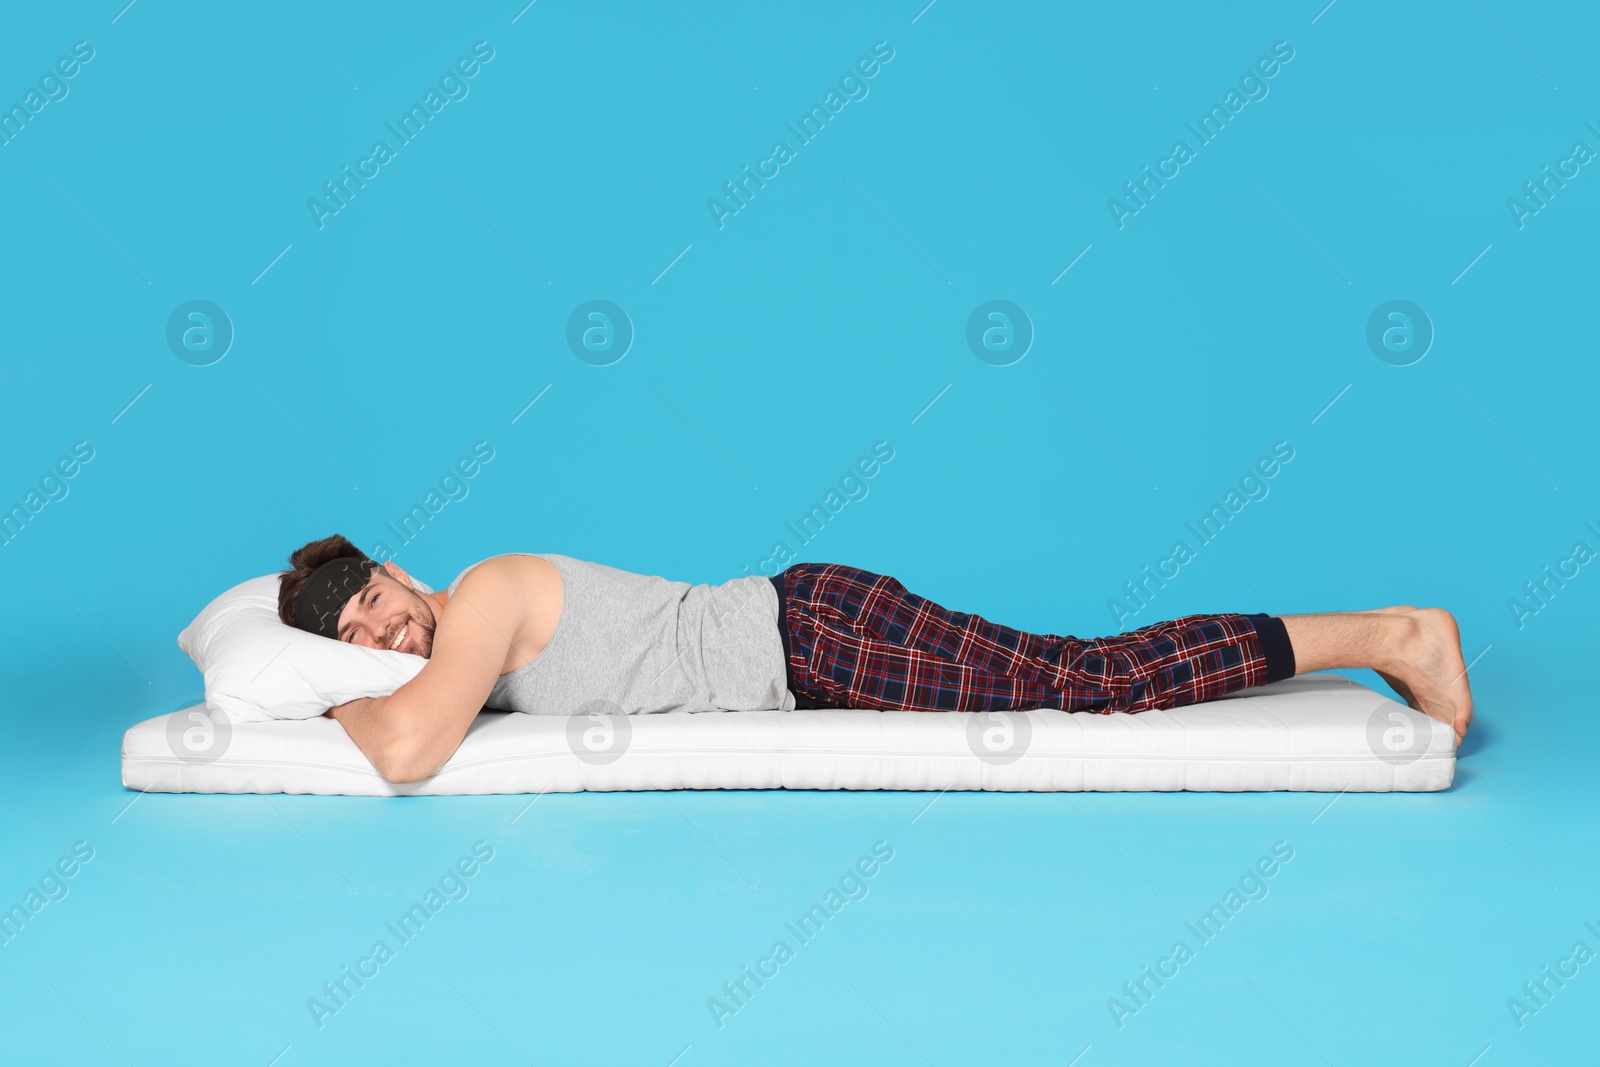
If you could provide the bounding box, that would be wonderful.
[277,534,1473,784]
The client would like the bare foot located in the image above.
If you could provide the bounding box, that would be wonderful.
[1374,669,1418,709]
[1312,607,1420,708]
[1380,609,1473,747]
[1369,607,1420,707]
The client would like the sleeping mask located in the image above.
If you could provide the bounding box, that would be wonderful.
[293,555,378,640]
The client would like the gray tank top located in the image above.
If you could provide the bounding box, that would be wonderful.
[445,553,795,715]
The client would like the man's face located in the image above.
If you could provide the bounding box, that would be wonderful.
[335,568,437,657]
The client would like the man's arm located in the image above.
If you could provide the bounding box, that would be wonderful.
[327,565,519,783]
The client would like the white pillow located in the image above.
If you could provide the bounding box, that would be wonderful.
[177,573,432,722]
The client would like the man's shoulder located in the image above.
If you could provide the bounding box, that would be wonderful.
[442,555,563,653]
[448,553,558,596]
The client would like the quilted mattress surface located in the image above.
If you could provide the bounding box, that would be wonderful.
[120,675,1456,796]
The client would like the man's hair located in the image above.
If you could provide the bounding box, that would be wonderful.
[277,533,373,628]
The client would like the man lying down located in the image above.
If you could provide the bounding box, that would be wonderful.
[278,534,1474,784]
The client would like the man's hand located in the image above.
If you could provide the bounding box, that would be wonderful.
[325,697,375,722]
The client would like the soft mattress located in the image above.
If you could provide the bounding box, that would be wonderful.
[118,675,1459,793]
[120,675,1456,795]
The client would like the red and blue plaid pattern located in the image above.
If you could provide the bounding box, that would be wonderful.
[775,562,1275,713]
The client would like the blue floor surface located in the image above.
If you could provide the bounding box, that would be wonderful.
[5,633,1597,1064]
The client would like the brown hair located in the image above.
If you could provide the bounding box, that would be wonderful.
[277,533,373,627]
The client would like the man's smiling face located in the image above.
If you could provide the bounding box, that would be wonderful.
[336,563,438,657]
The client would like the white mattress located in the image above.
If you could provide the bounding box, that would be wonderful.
[120,675,1455,796]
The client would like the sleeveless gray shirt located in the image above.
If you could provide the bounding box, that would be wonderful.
[446,553,795,715]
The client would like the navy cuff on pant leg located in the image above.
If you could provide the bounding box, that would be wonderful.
[1245,613,1296,684]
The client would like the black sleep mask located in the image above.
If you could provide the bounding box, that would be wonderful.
[293,555,377,640]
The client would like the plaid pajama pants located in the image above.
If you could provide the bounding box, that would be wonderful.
[769,563,1296,713]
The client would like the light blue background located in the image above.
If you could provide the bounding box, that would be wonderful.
[2,1,1596,1063]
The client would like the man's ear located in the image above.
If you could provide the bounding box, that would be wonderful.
[381,560,424,591]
